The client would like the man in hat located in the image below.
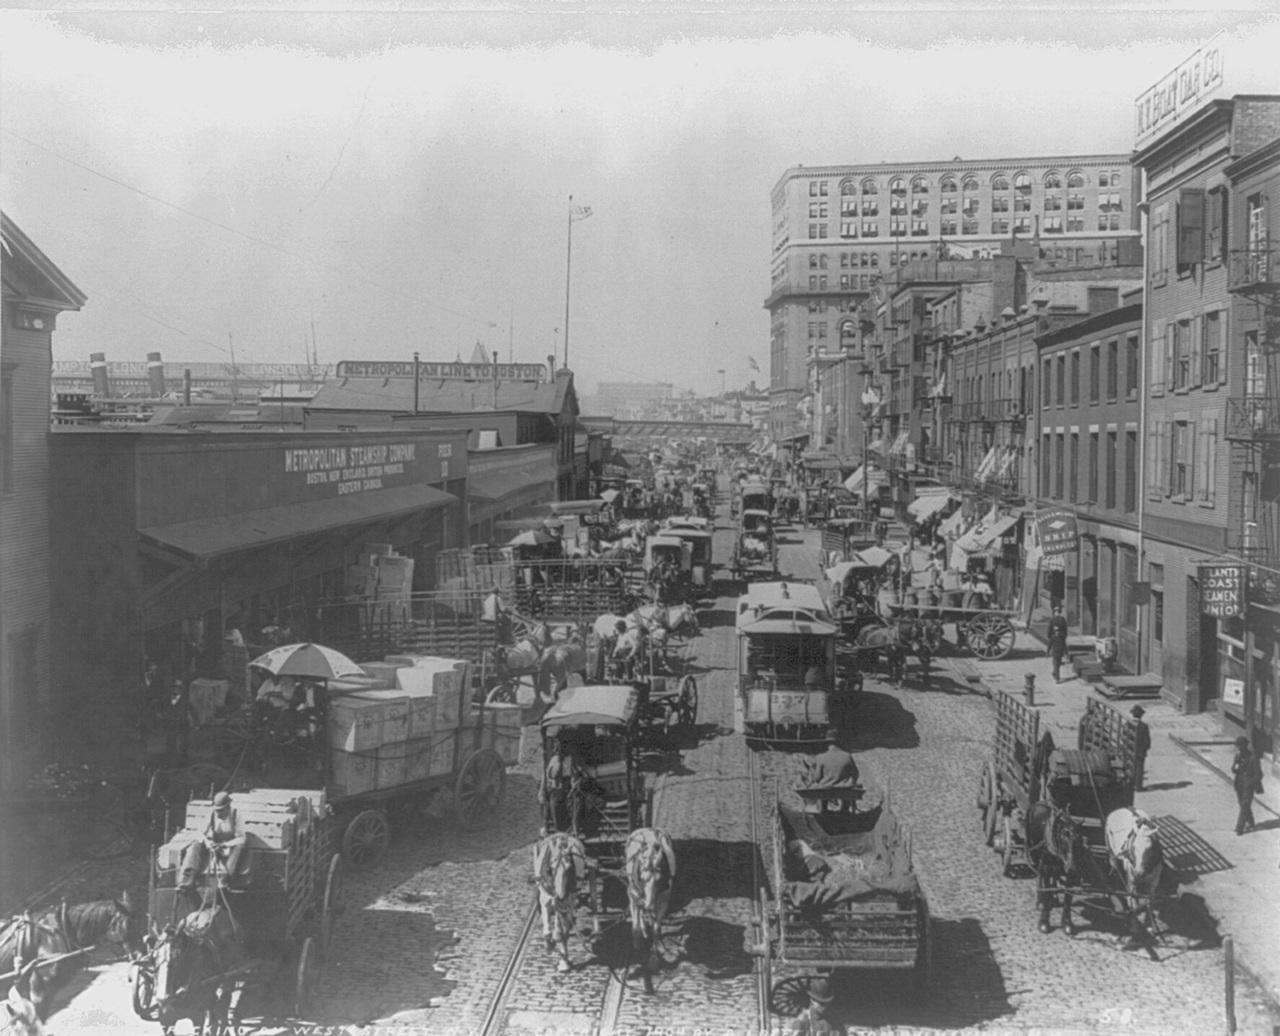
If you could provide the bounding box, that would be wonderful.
[178,791,246,891]
[1231,736,1264,836]
[808,730,859,790]
[1130,706,1151,791]
[784,975,837,1033]
[1045,604,1069,683]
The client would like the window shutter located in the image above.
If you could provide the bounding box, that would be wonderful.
[1204,418,1218,504]
[1146,423,1158,497]
[1219,308,1229,384]
[1164,323,1176,393]
[1162,421,1174,496]
[1189,317,1202,388]
[1150,319,1166,395]
[1178,188,1205,268]
[1187,420,1197,499]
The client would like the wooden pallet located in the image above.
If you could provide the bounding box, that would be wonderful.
[993,690,1041,805]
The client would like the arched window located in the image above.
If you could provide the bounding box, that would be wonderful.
[1013,171,1032,192]
[940,176,957,193]
[890,177,906,195]
[962,176,979,192]
[992,173,1010,191]
[840,178,857,196]
[911,176,930,194]
[1043,171,1062,190]
[861,178,879,195]
[1066,170,1085,189]
[839,320,858,347]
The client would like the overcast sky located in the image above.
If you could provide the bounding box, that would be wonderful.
[2,5,1278,397]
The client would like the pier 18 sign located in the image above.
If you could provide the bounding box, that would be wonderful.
[1134,33,1225,149]
[1198,563,1245,619]
[336,360,547,382]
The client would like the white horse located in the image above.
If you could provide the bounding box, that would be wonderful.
[625,828,676,993]
[611,627,648,680]
[533,833,588,973]
[537,627,590,702]
[633,602,700,638]
[1105,807,1165,945]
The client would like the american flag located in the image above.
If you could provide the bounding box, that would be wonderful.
[748,356,760,372]
[571,204,593,222]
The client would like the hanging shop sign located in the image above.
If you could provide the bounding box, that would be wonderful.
[1035,507,1079,557]
[1198,563,1245,618]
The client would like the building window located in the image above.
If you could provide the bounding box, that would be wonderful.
[992,173,1010,192]
[1069,433,1079,501]
[992,218,1010,235]
[1014,172,1031,193]
[1044,171,1062,189]
[1124,430,1137,512]
[1105,430,1118,509]
[1197,418,1218,505]
[809,180,828,197]
[1106,339,1119,400]
[890,177,906,196]
[861,220,879,237]
[890,195,907,216]
[1044,216,1063,234]
[1202,311,1223,385]
[1247,193,1268,274]
[861,198,879,217]
[1069,351,1080,405]
[841,196,858,218]
[941,197,958,215]
[1014,215,1032,233]
[911,218,929,236]
[809,223,819,239]
[1125,334,1139,399]
[841,221,857,239]
[1042,358,1052,408]
[1043,195,1062,212]
[1067,193,1084,212]
[1055,355,1066,406]
[962,217,979,235]
[1014,194,1032,213]
[1067,171,1085,189]
[840,179,857,197]
[1152,585,1164,643]
[1041,433,1051,496]
[1204,186,1227,263]
[1088,431,1099,503]
[941,219,958,236]
[1054,433,1065,499]
[890,219,907,237]
[1176,187,1203,270]
[991,196,1009,214]
[1151,204,1169,285]
[861,178,878,195]
[962,176,979,192]
[1,368,12,494]
[940,176,957,193]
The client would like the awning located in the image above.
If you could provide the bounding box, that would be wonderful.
[843,465,887,495]
[938,508,968,538]
[996,448,1018,479]
[866,438,886,455]
[974,446,999,482]
[469,468,552,503]
[889,431,910,457]
[955,512,1022,554]
[140,484,455,561]
[907,491,956,521]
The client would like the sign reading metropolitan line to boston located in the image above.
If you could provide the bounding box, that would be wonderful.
[1198,563,1245,618]
[1134,32,1226,149]
[335,360,547,381]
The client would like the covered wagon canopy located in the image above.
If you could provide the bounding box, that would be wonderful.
[541,684,638,731]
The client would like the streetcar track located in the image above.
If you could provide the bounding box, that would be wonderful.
[477,896,541,1036]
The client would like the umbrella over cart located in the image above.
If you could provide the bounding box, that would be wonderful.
[248,642,366,680]
[508,528,555,548]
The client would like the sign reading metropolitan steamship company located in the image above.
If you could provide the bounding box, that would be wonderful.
[1198,563,1245,619]
[335,359,547,381]
[1134,32,1226,149]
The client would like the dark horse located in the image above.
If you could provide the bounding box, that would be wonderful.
[850,617,932,683]
[142,902,242,1036]
[1025,800,1093,935]
[0,892,143,1022]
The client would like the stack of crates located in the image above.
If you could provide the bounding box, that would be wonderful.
[345,543,415,625]
[328,655,523,798]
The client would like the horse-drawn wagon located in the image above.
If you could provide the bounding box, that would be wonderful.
[731,509,778,581]
[132,787,338,1032]
[911,596,1018,661]
[979,692,1163,943]
[751,783,930,1014]
[737,582,852,743]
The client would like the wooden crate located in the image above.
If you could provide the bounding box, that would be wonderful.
[993,690,1041,804]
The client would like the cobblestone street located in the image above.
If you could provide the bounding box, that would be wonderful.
[21,504,1280,1035]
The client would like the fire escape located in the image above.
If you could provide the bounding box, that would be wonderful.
[1224,241,1280,570]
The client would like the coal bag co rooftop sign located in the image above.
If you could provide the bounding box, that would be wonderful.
[1198,563,1245,619]
[1134,32,1226,149]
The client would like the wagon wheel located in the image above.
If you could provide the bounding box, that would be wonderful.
[319,853,344,957]
[678,674,698,727]
[983,770,999,848]
[484,679,519,707]
[1000,812,1017,877]
[130,959,158,1021]
[770,975,818,1018]
[342,810,390,870]
[977,762,993,812]
[213,713,259,770]
[294,935,317,1018]
[454,748,505,830]
[967,614,1016,660]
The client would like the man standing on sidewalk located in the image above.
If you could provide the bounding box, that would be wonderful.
[1046,604,1069,683]
[1130,706,1151,792]
[1232,736,1264,835]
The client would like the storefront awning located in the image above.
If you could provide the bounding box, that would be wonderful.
[866,438,886,455]
[889,431,910,457]
[938,508,968,538]
[140,484,455,561]
[974,446,999,481]
[843,465,888,495]
[955,512,1022,554]
[907,491,956,521]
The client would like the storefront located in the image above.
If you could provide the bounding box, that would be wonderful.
[50,428,467,715]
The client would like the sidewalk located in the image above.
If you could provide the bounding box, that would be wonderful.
[950,630,1280,1011]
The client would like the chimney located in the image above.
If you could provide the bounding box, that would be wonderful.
[547,354,556,379]
[89,352,110,397]
[146,352,166,397]
[183,369,192,405]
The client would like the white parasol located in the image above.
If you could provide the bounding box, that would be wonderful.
[247,642,365,680]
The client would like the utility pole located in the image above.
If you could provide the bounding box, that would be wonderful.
[228,331,239,402]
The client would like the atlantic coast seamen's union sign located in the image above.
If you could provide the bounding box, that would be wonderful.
[1198,563,1245,619]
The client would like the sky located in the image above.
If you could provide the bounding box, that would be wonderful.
[2,4,1278,399]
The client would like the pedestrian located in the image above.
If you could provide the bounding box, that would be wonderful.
[784,976,838,1034]
[541,735,584,836]
[1045,604,1069,683]
[164,678,193,761]
[1231,735,1264,836]
[1130,705,1151,792]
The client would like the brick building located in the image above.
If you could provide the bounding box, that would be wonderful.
[0,214,85,792]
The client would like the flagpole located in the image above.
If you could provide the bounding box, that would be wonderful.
[564,195,574,370]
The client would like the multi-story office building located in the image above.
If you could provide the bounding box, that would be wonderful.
[1133,95,1280,732]
[766,155,1141,442]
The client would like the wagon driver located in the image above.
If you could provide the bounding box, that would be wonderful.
[178,791,247,892]
[809,729,859,789]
